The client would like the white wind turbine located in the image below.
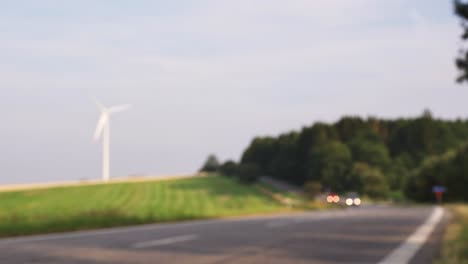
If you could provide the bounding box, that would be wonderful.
[93,100,131,182]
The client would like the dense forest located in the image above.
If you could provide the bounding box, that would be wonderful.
[230,111,468,202]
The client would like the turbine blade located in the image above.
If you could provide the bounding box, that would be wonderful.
[108,104,131,113]
[93,114,108,141]
[92,98,106,111]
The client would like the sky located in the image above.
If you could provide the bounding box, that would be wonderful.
[1,0,468,184]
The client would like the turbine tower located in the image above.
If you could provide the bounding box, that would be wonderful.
[93,100,131,182]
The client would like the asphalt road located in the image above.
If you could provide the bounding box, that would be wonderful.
[0,206,447,264]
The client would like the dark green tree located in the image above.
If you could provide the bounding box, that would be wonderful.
[349,162,389,199]
[296,123,339,182]
[199,154,221,172]
[455,0,468,82]
[241,137,276,173]
[405,146,468,202]
[267,132,299,183]
[386,154,413,190]
[219,160,239,176]
[335,116,367,142]
[308,141,352,192]
[349,139,391,169]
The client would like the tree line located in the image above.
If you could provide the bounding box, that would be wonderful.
[201,110,468,202]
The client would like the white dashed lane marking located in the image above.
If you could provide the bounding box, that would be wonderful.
[131,234,199,249]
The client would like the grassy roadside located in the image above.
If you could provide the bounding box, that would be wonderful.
[0,175,302,238]
[256,181,331,210]
[436,204,468,264]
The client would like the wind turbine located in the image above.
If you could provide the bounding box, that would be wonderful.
[93,100,131,182]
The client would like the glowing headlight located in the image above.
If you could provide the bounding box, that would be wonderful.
[326,196,333,203]
[354,198,361,206]
[345,198,353,206]
[333,196,340,203]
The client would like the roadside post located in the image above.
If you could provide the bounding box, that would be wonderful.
[432,186,446,204]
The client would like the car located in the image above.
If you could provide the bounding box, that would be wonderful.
[326,192,340,203]
[344,192,361,206]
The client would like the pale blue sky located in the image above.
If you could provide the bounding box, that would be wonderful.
[1,1,467,184]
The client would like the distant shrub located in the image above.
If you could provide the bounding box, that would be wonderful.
[199,154,221,172]
[388,190,406,203]
[219,160,239,177]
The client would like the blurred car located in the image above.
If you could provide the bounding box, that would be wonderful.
[326,192,340,203]
[344,192,361,206]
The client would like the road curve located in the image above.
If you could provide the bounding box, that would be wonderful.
[0,206,447,264]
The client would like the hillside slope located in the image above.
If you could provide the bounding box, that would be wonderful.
[0,175,289,237]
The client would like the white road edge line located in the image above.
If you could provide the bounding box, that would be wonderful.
[377,206,444,264]
[132,234,198,249]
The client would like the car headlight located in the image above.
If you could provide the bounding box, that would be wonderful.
[333,196,340,203]
[345,198,353,206]
[354,198,361,206]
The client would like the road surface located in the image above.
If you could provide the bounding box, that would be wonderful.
[0,206,447,264]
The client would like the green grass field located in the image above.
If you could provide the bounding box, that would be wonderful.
[436,205,468,264]
[0,175,293,237]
